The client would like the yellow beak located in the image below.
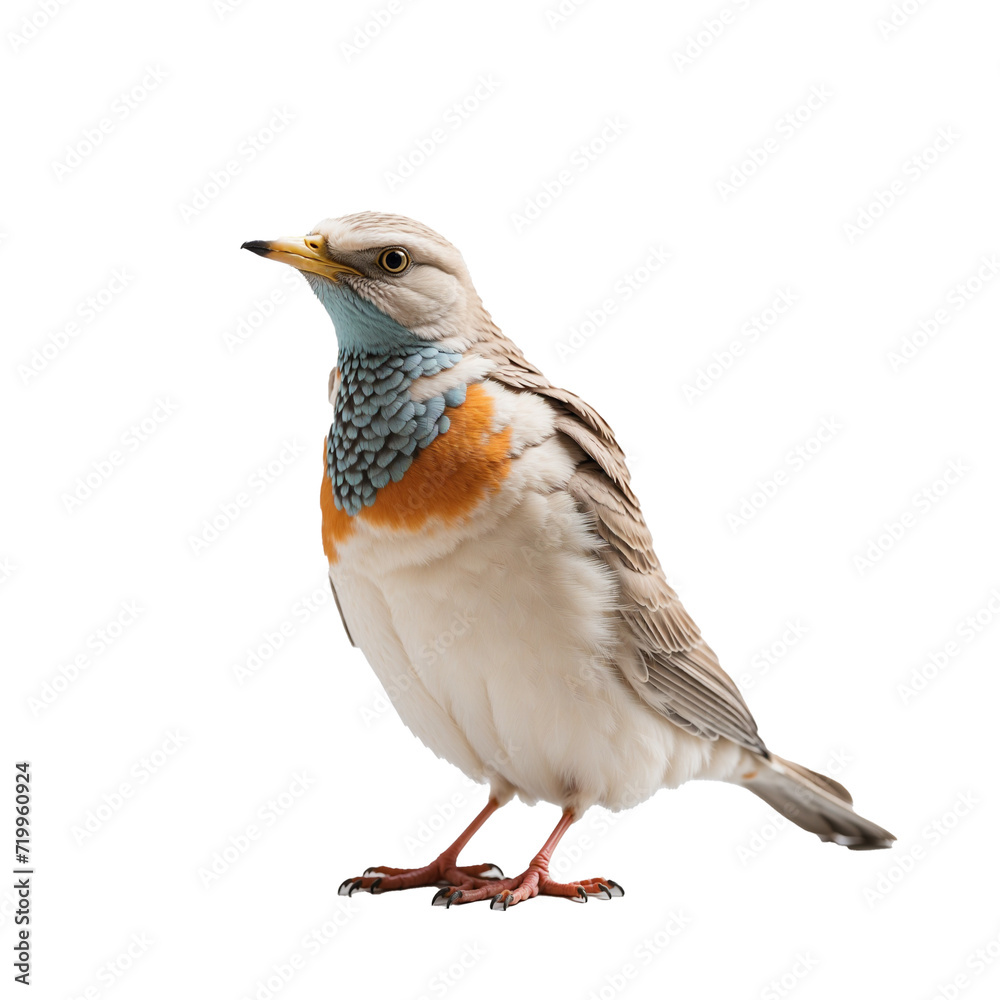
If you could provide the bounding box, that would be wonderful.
[241,236,362,280]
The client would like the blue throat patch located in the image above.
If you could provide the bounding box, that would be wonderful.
[305,275,467,516]
[326,347,465,515]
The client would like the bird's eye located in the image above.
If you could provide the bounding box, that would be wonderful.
[377,248,410,273]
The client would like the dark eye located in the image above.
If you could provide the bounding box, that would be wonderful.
[377,248,410,273]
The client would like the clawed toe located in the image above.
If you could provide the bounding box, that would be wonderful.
[339,858,506,899]
[431,888,465,908]
[589,878,625,899]
[337,875,389,896]
[337,869,424,895]
[343,865,624,907]
[447,862,505,883]
[486,873,625,909]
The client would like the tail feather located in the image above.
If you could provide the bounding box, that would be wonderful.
[739,754,895,850]
[778,758,853,806]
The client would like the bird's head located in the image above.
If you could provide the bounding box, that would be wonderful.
[242,212,490,355]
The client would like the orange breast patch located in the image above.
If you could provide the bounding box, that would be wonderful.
[320,382,512,564]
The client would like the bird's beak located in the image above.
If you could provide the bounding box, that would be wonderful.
[241,236,362,281]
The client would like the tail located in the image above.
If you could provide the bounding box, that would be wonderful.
[738,754,895,850]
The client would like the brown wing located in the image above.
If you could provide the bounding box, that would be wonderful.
[482,337,767,756]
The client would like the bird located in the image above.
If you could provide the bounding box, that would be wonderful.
[241,212,895,910]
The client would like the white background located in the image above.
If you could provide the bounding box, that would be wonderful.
[4,0,1000,997]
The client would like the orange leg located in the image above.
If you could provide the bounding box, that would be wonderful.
[338,797,505,897]
[434,808,624,910]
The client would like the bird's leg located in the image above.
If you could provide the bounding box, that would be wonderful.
[338,796,506,897]
[434,808,625,909]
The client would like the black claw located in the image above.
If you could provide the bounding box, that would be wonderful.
[574,885,589,902]
[596,882,612,900]
[337,878,355,897]
[363,867,383,877]
[369,877,383,894]
[431,888,450,907]
[481,863,505,879]
[347,878,364,896]
[606,879,625,898]
[446,890,463,908]
[490,892,509,911]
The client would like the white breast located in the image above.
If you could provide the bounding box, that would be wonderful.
[330,381,742,812]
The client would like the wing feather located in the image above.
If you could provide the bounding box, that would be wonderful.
[485,343,767,756]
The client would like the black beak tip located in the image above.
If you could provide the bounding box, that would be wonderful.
[241,240,270,256]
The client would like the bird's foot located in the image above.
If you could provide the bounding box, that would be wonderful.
[432,864,624,909]
[338,860,504,897]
